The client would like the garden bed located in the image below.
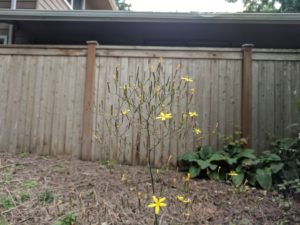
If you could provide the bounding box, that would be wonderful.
[0,153,299,225]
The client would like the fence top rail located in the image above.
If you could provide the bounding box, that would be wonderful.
[0,44,299,60]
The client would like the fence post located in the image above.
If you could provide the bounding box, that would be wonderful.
[241,44,254,147]
[81,41,98,161]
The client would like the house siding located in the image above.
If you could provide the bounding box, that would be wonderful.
[37,0,71,10]
[0,0,37,9]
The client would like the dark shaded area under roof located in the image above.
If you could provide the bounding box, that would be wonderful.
[1,10,300,48]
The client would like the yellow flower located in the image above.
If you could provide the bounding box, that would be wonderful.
[148,196,167,215]
[156,112,172,121]
[190,88,195,94]
[176,195,192,204]
[193,128,202,135]
[181,75,193,83]
[183,172,191,182]
[120,109,130,116]
[228,171,238,177]
[189,112,198,117]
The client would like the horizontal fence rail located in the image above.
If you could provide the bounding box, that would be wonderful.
[0,44,299,166]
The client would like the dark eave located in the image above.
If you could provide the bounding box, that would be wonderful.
[0,10,300,48]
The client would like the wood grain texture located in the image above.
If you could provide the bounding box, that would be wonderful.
[0,45,298,165]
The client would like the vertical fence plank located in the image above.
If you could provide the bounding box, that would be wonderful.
[81,41,98,161]
[242,44,254,147]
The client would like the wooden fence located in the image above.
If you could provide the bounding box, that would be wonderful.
[0,44,299,166]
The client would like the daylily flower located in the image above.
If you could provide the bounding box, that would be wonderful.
[181,75,193,83]
[193,128,202,135]
[177,195,192,204]
[120,109,130,116]
[189,112,198,117]
[148,196,167,215]
[156,112,172,121]
[183,172,191,182]
[228,171,238,177]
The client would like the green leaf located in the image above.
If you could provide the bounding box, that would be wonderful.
[246,172,257,186]
[232,172,245,187]
[189,165,201,178]
[235,149,256,160]
[270,163,284,174]
[207,170,220,181]
[209,164,218,170]
[261,152,281,162]
[256,168,272,190]
[225,157,237,165]
[195,159,210,170]
[209,153,225,162]
[199,145,213,160]
[179,152,199,162]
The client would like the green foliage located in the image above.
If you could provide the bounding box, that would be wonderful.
[38,189,54,204]
[226,0,300,12]
[53,213,76,225]
[278,179,300,195]
[115,0,131,10]
[179,134,283,190]
[0,196,14,210]
[20,180,39,190]
[0,216,8,225]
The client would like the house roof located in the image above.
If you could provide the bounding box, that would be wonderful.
[1,10,300,48]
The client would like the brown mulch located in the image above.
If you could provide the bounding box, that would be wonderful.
[0,153,299,225]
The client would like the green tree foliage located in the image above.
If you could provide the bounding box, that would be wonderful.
[115,0,131,11]
[226,0,300,12]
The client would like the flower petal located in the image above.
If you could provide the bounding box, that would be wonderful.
[152,196,158,203]
[159,197,166,203]
[155,206,160,215]
[148,203,156,208]
[159,203,167,207]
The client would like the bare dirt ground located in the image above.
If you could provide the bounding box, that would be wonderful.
[0,153,299,225]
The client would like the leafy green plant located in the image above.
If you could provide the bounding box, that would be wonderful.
[179,135,283,190]
[0,196,14,210]
[38,189,54,204]
[52,213,76,225]
[278,179,300,196]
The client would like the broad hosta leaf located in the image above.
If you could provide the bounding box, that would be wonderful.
[196,159,210,170]
[199,146,213,160]
[256,168,272,190]
[232,172,245,187]
[209,164,218,170]
[270,163,284,174]
[189,165,201,178]
[224,157,237,165]
[179,152,199,162]
[246,172,257,186]
[208,170,220,181]
[261,152,281,162]
[236,149,256,160]
[209,153,225,162]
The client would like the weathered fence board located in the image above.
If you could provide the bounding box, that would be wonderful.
[252,55,300,152]
[0,50,86,158]
[0,45,299,166]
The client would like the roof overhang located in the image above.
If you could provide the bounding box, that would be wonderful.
[0,10,300,48]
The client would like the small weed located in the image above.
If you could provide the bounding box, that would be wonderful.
[20,180,38,190]
[52,213,76,225]
[18,151,30,158]
[0,216,8,225]
[0,196,14,210]
[100,160,117,169]
[15,164,24,171]
[17,191,30,203]
[38,189,54,204]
